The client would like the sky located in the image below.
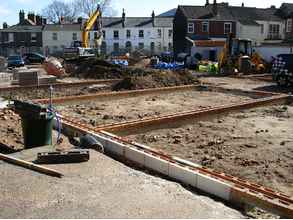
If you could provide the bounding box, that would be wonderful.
[1,0,293,26]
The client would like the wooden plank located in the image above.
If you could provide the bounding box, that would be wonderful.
[0,153,63,178]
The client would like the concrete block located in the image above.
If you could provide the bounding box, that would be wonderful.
[169,163,197,187]
[104,139,125,156]
[145,153,169,175]
[197,172,231,201]
[124,147,145,165]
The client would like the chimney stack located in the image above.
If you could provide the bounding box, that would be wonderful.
[28,12,36,24]
[213,0,217,15]
[152,10,155,27]
[77,17,83,24]
[19,10,25,24]
[205,0,209,6]
[3,22,8,29]
[36,15,43,25]
[122,9,126,28]
[43,18,47,25]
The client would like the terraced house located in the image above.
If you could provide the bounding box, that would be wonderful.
[0,11,46,57]
[173,0,286,59]
[42,10,173,56]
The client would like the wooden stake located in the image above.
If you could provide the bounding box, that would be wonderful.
[0,153,63,178]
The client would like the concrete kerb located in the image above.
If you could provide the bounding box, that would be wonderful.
[56,120,233,202]
[54,116,293,217]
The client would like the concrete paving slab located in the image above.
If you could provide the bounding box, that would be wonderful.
[0,146,244,218]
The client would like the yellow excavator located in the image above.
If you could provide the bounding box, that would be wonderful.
[63,6,102,61]
[218,33,265,74]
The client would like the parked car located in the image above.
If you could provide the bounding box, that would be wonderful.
[7,55,25,68]
[23,53,46,64]
[272,54,293,87]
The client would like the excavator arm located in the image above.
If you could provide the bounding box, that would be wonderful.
[82,6,102,48]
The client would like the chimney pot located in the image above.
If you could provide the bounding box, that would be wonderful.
[122,8,126,28]
[3,22,8,29]
[242,2,244,7]
[19,10,25,24]
[152,10,155,27]
[213,0,217,15]
[205,0,209,6]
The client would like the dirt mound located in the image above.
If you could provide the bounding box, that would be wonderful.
[112,69,198,91]
[65,58,126,79]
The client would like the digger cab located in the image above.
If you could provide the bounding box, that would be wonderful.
[231,39,253,57]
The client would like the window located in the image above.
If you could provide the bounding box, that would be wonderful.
[8,33,14,42]
[224,22,232,34]
[168,42,173,51]
[139,30,144,38]
[52,33,58,41]
[157,42,162,50]
[168,29,173,38]
[101,41,107,54]
[188,23,194,33]
[113,42,119,52]
[31,33,37,42]
[202,22,209,32]
[268,24,280,39]
[125,41,132,52]
[260,24,264,34]
[88,32,91,40]
[113,30,119,39]
[102,30,106,39]
[150,42,155,53]
[72,33,77,41]
[126,30,131,38]
[157,29,162,38]
[138,42,144,49]
[287,19,292,33]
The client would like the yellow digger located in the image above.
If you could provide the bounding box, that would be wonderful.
[63,6,103,61]
[218,33,265,74]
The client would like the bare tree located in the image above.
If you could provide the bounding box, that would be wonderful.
[74,0,117,17]
[42,0,78,24]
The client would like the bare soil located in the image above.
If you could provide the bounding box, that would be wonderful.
[57,89,254,127]
[0,84,111,101]
[126,105,293,196]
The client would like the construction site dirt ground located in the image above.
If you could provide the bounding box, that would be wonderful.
[56,87,259,127]
[0,83,113,100]
[124,104,293,197]
[0,146,245,219]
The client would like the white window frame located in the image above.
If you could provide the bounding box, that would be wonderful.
[287,19,292,33]
[113,30,119,39]
[126,30,131,38]
[157,29,162,38]
[52,33,58,41]
[72,33,77,41]
[8,33,14,42]
[202,21,209,32]
[139,30,144,38]
[188,22,194,33]
[31,33,37,42]
[168,29,173,38]
[224,22,232,34]
[260,24,264,34]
